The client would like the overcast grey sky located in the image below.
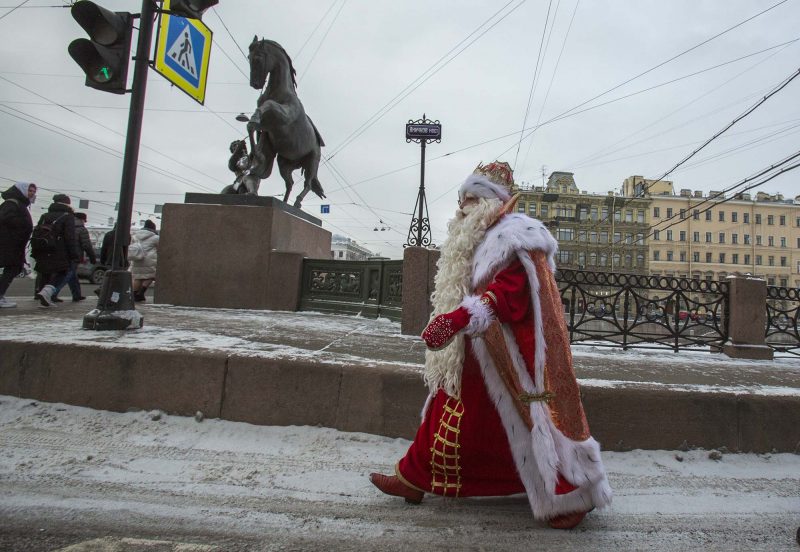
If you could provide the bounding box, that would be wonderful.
[1,0,799,258]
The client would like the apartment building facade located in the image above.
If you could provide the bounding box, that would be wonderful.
[646,189,800,288]
[515,172,650,274]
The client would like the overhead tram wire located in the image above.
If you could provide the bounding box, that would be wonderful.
[0,74,226,189]
[0,0,30,21]
[0,104,219,194]
[530,0,790,136]
[298,0,347,84]
[513,0,554,170]
[332,37,799,202]
[519,0,579,176]
[294,1,339,61]
[326,0,525,161]
[211,7,248,62]
[567,64,800,245]
[568,38,799,170]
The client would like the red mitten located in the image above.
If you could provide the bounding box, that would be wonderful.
[421,307,470,350]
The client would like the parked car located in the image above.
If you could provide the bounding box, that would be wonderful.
[77,260,108,285]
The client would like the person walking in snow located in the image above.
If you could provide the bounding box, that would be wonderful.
[0,182,36,308]
[129,219,159,302]
[32,193,80,307]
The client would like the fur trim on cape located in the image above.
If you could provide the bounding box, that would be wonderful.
[471,214,557,291]
[461,294,495,336]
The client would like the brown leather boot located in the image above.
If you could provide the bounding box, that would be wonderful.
[369,473,424,504]
[547,509,591,530]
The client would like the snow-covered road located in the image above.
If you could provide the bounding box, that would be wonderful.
[0,395,798,551]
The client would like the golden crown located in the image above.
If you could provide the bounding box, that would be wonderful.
[473,161,514,191]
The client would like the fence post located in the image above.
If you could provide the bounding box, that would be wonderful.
[722,275,773,360]
[401,246,440,336]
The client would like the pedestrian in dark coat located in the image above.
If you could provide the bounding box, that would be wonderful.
[53,211,97,302]
[0,182,36,308]
[33,194,80,307]
[100,225,129,269]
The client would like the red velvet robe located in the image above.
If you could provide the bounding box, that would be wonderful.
[397,259,576,498]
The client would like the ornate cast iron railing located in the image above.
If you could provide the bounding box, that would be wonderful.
[299,259,403,321]
[556,269,729,351]
[765,285,800,357]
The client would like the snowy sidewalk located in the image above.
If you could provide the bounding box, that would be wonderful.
[0,395,798,551]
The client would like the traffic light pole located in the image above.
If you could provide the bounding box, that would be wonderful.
[83,0,156,330]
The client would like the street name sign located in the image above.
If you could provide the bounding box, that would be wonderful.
[153,0,212,104]
[405,123,442,141]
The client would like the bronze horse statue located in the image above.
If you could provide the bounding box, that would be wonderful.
[238,37,326,208]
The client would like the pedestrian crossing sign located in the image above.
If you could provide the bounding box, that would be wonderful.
[153,0,213,105]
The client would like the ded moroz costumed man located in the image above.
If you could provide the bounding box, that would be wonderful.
[369,161,612,529]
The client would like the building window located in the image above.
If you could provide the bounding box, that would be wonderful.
[637,209,645,223]
[666,230,673,241]
[768,256,774,266]
[719,211,725,222]
[780,278,788,287]
[653,207,660,218]
[755,213,762,224]
[589,253,597,265]
[705,232,712,243]
[744,213,749,224]
[666,251,673,261]
[679,251,686,262]
[780,215,786,226]
[614,210,621,222]
[666,207,673,218]
[556,228,574,241]
[768,277,775,286]
[679,231,686,242]
[756,235,762,245]
[338,251,343,258]
[692,231,699,242]
[732,233,738,244]
[705,210,712,221]
[693,252,700,262]
[625,254,633,267]
[578,206,587,220]
[540,205,549,219]
[653,230,660,241]
[577,230,586,242]
[636,233,645,244]
[744,254,750,265]
[705,252,712,263]
[557,250,573,264]
[625,233,633,244]
[768,236,774,247]
[529,203,537,216]
[744,234,750,245]
[679,209,686,219]
[756,255,762,265]
[780,237,786,248]
[693,209,699,220]
[796,217,800,227]
[600,253,608,267]
[518,203,526,213]
[719,253,725,263]
[731,212,738,223]
[613,232,621,243]
[732,254,739,264]
[636,253,644,266]
[767,214,774,225]
[781,256,787,267]
[600,231,608,243]
[601,206,608,220]
[578,252,585,266]
[625,209,633,222]
[718,232,725,244]
[590,231,598,243]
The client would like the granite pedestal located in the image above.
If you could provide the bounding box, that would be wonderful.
[155,194,331,310]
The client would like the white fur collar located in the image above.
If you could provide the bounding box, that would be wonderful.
[471,214,557,291]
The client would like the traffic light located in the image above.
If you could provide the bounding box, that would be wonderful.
[168,0,219,20]
[68,1,132,94]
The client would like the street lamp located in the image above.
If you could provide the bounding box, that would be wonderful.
[235,112,249,122]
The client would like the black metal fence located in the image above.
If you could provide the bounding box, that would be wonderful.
[297,259,799,356]
[556,269,729,352]
[766,285,800,357]
[299,258,403,321]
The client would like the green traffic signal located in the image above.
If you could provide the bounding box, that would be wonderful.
[68,2,132,94]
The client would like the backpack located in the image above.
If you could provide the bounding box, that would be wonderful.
[128,241,145,261]
[30,213,67,257]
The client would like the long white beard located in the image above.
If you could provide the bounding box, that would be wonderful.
[424,197,502,397]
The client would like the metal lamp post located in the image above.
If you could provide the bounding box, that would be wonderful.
[404,114,441,248]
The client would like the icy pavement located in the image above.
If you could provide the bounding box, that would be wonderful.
[0,395,798,551]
